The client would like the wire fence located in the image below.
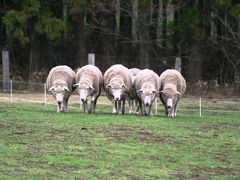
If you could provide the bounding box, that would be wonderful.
[0,80,240,116]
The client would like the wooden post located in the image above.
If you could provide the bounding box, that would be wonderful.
[88,53,95,65]
[199,97,202,117]
[44,83,47,106]
[10,79,12,103]
[2,50,10,91]
[175,57,182,73]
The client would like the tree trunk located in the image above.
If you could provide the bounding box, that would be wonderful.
[115,0,121,39]
[188,45,202,83]
[157,0,162,47]
[173,2,179,55]
[187,0,203,83]
[162,0,167,48]
[28,32,35,80]
[131,0,138,66]
[76,31,86,67]
[131,0,138,42]
[139,1,150,68]
[63,0,67,38]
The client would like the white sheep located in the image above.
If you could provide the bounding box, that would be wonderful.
[128,68,140,113]
[46,65,76,113]
[103,64,132,114]
[135,69,160,116]
[74,65,103,113]
[159,69,186,117]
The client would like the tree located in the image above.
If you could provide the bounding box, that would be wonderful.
[3,0,65,78]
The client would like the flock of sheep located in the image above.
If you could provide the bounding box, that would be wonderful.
[46,64,186,117]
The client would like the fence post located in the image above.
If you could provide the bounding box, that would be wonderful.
[199,97,202,117]
[2,50,10,91]
[88,53,95,65]
[175,57,182,73]
[44,83,47,106]
[10,79,12,103]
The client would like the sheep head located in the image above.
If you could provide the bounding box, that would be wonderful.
[49,83,70,104]
[74,80,95,102]
[160,86,180,116]
[106,78,127,101]
[137,83,157,106]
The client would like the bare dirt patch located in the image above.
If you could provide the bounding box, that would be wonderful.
[94,125,179,145]
[191,167,239,176]
[199,123,236,133]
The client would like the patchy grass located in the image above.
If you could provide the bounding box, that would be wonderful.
[0,102,239,179]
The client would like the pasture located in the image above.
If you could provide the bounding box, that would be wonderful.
[0,98,240,179]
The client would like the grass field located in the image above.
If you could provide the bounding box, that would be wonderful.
[0,102,240,179]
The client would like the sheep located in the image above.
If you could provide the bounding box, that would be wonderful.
[128,68,140,113]
[159,69,186,117]
[46,65,76,113]
[135,69,160,116]
[74,65,103,113]
[103,64,132,114]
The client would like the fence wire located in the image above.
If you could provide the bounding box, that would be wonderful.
[0,80,240,116]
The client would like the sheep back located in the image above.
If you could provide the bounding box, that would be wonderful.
[159,69,186,96]
[104,64,132,89]
[135,69,160,92]
[76,65,103,89]
[46,65,76,92]
[128,68,140,99]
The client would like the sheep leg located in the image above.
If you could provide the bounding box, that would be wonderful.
[174,102,178,117]
[149,103,153,116]
[144,104,148,116]
[112,100,117,114]
[117,101,122,115]
[165,106,168,116]
[57,103,61,113]
[122,99,125,114]
[93,99,97,113]
[135,100,139,114]
[168,107,174,117]
[139,100,143,115]
[82,100,88,113]
[128,100,133,114]
[59,102,65,113]
[90,95,98,113]
[64,97,69,112]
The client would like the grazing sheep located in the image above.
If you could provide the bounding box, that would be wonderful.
[74,65,103,113]
[159,69,186,117]
[104,64,132,114]
[46,65,76,113]
[128,68,140,113]
[135,69,160,116]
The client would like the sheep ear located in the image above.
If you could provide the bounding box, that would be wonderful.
[122,84,128,89]
[153,89,157,94]
[106,84,111,88]
[73,83,80,87]
[64,86,70,92]
[176,91,181,96]
[137,88,143,93]
[159,90,164,94]
[89,85,95,90]
[48,86,55,92]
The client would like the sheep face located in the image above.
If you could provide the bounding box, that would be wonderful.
[138,87,157,107]
[106,82,127,101]
[160,89,180,117]
[49,84,70,113]
[49,85,69,102]
[75,82,95,102]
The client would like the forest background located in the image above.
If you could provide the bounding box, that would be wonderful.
[0,0,239,96]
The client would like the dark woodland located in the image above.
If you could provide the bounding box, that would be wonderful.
[0,0,240,95]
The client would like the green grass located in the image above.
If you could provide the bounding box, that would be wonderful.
[0,102,240,179]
